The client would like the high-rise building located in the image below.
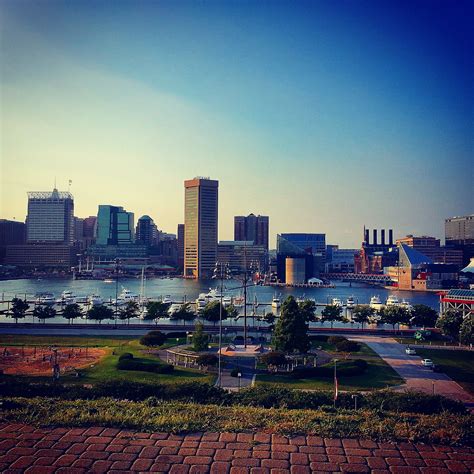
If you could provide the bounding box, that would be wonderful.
[234,214,269,250]
[445,215,474,266]
[26,188,74,244]
[184,177,218,279]
[177,224,185,271]
[83,216,97,241]
[136,215,158,247]
[96,205,134,245]
[217,240,267,274]
[355,227,397,274]
[0,219,26,264]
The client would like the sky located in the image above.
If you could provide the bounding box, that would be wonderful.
[1,0,472,248]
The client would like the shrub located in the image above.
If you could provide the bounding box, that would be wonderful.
[140,331,166,347]
[328,336,347,345]
[117,358,174,374]
[196,354,218,366]
[118,353,134,361]
[335,340,360,352]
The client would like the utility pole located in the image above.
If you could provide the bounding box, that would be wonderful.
[115,258,119,329]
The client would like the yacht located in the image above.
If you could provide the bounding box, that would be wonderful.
[400,299,413,311]
[346,296,355,309]
[195,293,208,310]
[114,288,139,306]
[223,296,232,307]
[87,293,103,306]
[271,295,281,310]
[35,293,55,305]
[370,295,383,310]
[103,278,114,283]
[331,298,343,307]
[386,295,400,306]
[168,303,182,316]
[56,290,76,305]
[162,295,172,304]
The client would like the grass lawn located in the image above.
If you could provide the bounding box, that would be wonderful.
[415,349,474,395]
[0,335,215,385]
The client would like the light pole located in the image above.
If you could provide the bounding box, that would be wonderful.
[237,371,242,391]
[114,258,119,329]
[351,394,358,410]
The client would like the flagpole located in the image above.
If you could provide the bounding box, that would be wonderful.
[333,359,338,408]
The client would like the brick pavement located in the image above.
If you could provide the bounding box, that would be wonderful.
[0,424,472,473]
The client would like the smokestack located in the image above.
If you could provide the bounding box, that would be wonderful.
[381,229,386,246]
[389,229,393,246]
[364,228,369,245]
[373,229,378,246]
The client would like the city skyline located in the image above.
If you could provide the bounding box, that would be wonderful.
[1,1,473,248]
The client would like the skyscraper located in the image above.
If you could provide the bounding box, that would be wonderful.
[96,205,134,245]
[184,177,218,279]
[234,214,269,250]
[26,188,74,244]
[136,215,158,247]
[177,224,185,271]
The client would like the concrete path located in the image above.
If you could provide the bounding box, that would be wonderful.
[0,423,472,473]
[216,356,255,392]
[350,335,474,408]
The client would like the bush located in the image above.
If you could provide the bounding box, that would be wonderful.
[196,354,218,366]
[117,358,174,374]
[140,331,166,347]
[335,340,360,352]
[291,359,368,378]
[118,352,134,361]
[328,336,347,345]
[230,368,240,377]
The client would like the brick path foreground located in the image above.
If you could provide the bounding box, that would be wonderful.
[0,424,472,474]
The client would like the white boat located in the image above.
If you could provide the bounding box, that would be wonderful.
[56,290,76,305]
[386,295,400,306]
[35,293,55,305]
[162,295,172,304]
[346,296,355,308]
[223,296,232,307]
[400,299,413,311]
[87,293,103,306]
[168,303,182,315]
[103,278,114,283]
[331,298,343,307]
[113,288,139,306]
[233,295,244,307]
[195,293,207,309]
[370,295,383,310]
[271,295,281,310]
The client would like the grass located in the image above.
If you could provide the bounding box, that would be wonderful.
[1,397,471,445]
[415,349,474,395]
[1,335,214,385]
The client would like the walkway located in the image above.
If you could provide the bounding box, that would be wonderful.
[0,423,472,473]
[350,335,474,408]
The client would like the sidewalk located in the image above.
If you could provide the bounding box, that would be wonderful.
[0,423,472,473]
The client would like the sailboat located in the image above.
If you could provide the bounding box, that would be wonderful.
[139,267,148,319]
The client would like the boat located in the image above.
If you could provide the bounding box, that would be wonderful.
[223,296,232,307]
[113,288,139,306]
[195,293,208,310]
[35,293,55,305]
[168,303,182,315]
[233,295,244,307]
[56,290,76,305]
[386,295,400,306]
[331,298,343,307]
[400,299,413,311]
[87,293,103,306]
[162,295,172,304]
[103,278,114,283]
[370,295,383,310]
[271,295,281,310]
[346,296,355,309]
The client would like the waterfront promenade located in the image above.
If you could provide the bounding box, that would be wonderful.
[0,424,472,474]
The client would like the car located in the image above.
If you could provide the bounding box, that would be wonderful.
[421,358,434,367]
[405,347,416,355]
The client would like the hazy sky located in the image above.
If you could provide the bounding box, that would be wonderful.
[1,0,472,248]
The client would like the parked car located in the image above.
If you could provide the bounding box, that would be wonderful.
[421,358,434,367]
[405,347,416,355]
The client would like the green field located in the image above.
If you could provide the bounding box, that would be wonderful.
[0,334,215,385]
[415,348,474,395]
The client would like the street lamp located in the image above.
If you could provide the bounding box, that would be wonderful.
[114,258,120,329]
[237,371,242,391]
[213,261,231,388]
[351,394,358,410]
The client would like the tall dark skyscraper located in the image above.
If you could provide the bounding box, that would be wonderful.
[234,214,269,250]
[136,215,158,247]
[184,177,218,279]
[177,224,185,271]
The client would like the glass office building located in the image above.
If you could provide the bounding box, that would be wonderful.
[96,205,134,245]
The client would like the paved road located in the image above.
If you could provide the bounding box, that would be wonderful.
[350,335,474,408]
[216,356,255,392]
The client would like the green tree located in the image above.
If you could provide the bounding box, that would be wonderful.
[410,304,438,329]
[201,301,228,326]
[436,309,463,341]
[87,304,114,324]
[140,330,166,347]
[263,312,276,325]
[352,305,374,330]
[226,304,239,320]
[273,296,310,353]
[379,306,411,330]
[33,305,56,324]
[192,321,209,351]
[298,299,317,322]
[10,298,29,324]
[170,303,195,326]
[145,301,170,322]
[459,316,474,345]
[119,301,139,325]
[320,304,343,329]
[62,303,83,324]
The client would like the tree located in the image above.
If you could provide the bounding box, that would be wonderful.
[260,351,287,367]
[226,304,239,320]
[62,303,83,324]
[192,322,209,351]
[263,312,276,326]
[145,301,170,322]
[33,305,56,324]
[170,303,195,326]
[140,330,166,347]
[298,299,317,322]
[320,304,343,329]
[119,301,139,325]
[436,309,463,341]
[273,296,310,353]
[87,304,114,324]
[459,316,474,345]
[410,304,438,329]
[201,301,228,326]
[379,306,411,330]
[10,298,29,324]
[352,305,374,330]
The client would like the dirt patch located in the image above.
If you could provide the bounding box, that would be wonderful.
[0,346,107,376]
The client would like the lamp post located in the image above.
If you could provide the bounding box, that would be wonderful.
[114,258,119,329]
[237,371,242,391]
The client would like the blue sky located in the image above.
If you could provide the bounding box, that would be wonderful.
[1,0,472,247]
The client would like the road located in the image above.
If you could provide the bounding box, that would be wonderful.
[216,356,255,392]
[350,335,474,409]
